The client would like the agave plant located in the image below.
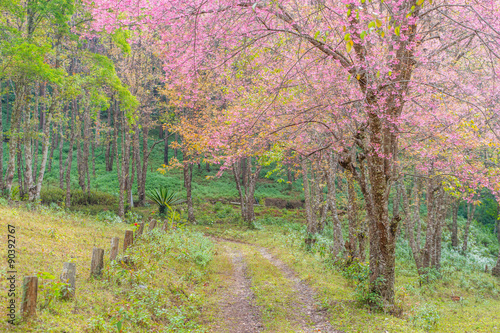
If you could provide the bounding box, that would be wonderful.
[146,186,184,216]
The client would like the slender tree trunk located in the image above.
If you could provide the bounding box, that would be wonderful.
[105,105,113,172]
[174,132,178,160]
[401,178,423,274]
[23,109,35,201]
[422,175,437,270]
[232,161,247,222]
[65,101,77,207]
[346,172,359,260]
[58,120,65,190]
[184,162,195,222]
[433,189,447,270]
[244,158,260,223]
[33,113,53,200]
[116,101,129,218]
[462,201,477,253]
[163,128,169,165]
[17,143,24,199]
[32,83,39,183]
[0,81,4,192]
[5,79,26,195]
[65,133,74,207]
[302,159,317,238]
[137,124,150,206]
[47,125,57,173]
[128,132,135,209]
[91,136,96,178]
[451,199,459,249]
[492,203,500,277]
[325,155,344,258]
[83,106,91,192]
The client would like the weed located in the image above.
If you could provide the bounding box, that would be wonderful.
[410,303,440,331]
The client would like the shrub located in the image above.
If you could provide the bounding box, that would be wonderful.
[40,187,117,206]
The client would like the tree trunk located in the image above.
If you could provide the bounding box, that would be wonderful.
[137,123,150,206]
[58,120,65,190]
[401,178,423,274]
[325,155,344,258]
[4,79,26,196]
[492,204,500,277]
[462,201,477,253]
[346,172,359,260]
[32,83,40,183]
[184,162,195,222]
[174,132,178,160]
[33,111,53,201]
[105,105,113,172]
[83,106,91,192]
[17,143,24,199]
[232,161,247,222]
[91,136,96,178]
[302,159,317,238]
[23,107,35,201]
[245,158,259,223]
[0,81,3,191]
[47,125,57,173]
[232,157,260,226]
[163,128,169,165]
[65,107,76,208]
[116,101,127,218]
[451,199,459,249]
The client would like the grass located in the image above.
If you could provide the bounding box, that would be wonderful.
[193,203,500,333]
[0,194,499,332]
[0,203,218,332]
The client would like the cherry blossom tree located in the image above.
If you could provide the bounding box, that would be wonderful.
[86,0,500,306]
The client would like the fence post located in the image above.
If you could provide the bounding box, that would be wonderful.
[90,248,104,277]
[60,263,76,299]
[136,222,145,238]
[162,219,169,232]
[21,276,38,319]
[110,237,119,261]
[123,230,133,252]
[148,219,157,232]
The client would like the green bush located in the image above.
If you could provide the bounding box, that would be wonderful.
[40,187,117,206]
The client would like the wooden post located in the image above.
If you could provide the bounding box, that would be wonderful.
[161,219,169,232]
[136,222,145,238]
[148,219,157,232]
[110,237,119,261]
[60,263,76,299]
[21,276,38,319]
[90,248,104,277]
[123,230,133,252]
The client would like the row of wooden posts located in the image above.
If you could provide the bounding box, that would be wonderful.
[20,219,163,319]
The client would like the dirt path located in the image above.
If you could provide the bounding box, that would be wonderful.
[209,237,341,332]
[213,243,263,333]
[257,247,340,333]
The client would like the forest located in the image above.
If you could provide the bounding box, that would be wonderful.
[1,0,500,332]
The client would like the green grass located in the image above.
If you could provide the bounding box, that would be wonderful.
[193,202,500,333]
[0,203,217,332]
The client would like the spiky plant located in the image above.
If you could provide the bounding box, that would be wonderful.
[146,186,184,216]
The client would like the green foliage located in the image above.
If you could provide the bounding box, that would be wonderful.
[96,210,123,224]
[112,28,131,54]
[40,187,117,206]
[36,271,71,310]
[410,303,440,331]
[146,185,184,216]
